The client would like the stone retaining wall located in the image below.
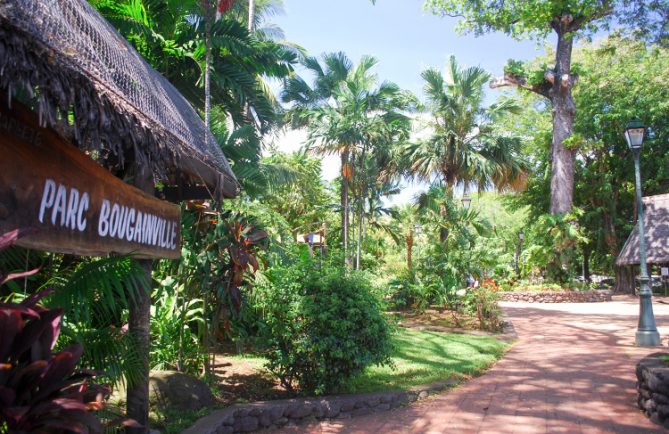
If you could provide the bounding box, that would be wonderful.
[183,379,457,434]
[637,352,669,429]
[498,290,612,303]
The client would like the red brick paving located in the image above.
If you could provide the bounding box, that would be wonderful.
[271,297,669,433]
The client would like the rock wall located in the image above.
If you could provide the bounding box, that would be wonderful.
[183,380,457,434]
[637,353,669,429]
[498,290,612,303]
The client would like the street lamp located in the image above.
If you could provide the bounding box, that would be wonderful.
[414,224,423,264]
[624,118,660,347]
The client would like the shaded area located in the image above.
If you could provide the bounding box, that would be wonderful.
[212,355,294,406]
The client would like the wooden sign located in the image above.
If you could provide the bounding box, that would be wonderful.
[0,99,181,259]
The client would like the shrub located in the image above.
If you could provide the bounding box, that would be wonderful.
[464,287,503,332]
[259,263,393,395]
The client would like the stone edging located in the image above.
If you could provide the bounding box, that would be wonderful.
[637,352,669,428]
[498,289,612,303]
[183,379,459,434]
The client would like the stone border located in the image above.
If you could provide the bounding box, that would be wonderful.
[636,352,669,429]
[498,289,612,303]
[183,379,459,434]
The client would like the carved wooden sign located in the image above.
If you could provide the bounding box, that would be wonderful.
[0,100,181,259]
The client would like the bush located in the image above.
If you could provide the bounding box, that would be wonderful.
[258,262,393,395]
[463,287,503,332]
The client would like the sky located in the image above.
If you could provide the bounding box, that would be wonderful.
[269,0,554,205]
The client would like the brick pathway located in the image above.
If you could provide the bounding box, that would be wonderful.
[272,297,669,433]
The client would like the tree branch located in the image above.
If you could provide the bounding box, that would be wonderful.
[490,72,550,98]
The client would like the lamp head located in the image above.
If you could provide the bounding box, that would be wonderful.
[624,118,646,150]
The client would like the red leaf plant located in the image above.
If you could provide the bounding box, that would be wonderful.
[223,216,267,312]
[0,230,110,433]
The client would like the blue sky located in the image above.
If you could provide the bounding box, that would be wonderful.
[270,0,554,203]
[274,0,551,97]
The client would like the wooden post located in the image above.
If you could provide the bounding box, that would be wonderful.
[126,165,154,434]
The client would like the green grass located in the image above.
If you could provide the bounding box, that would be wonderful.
[348,328,509,393]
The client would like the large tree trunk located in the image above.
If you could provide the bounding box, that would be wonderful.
[614,265,636,294]
[548,26,576,215]
[126,166,154,434]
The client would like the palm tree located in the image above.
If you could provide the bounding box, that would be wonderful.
[407,56,527,196]
[282,53,413,268]
[94,0,295,132]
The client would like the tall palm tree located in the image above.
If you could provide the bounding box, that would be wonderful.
[407,55,527,195]
[282,53,412,268]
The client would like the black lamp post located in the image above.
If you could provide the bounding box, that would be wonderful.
[624,118,660,347]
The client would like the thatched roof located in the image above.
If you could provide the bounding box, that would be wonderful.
[0,0,239,200]
[616,194,669,266]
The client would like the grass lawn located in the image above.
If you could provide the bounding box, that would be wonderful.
[349,327,509,393]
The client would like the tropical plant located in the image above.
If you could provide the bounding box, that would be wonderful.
[0,230,110,434]
[407,55,527,196]
[282,52,414,268]
[150,278,206,374]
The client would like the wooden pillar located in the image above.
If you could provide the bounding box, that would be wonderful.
[126,165,154,434]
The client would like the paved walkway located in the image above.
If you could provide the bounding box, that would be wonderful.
[273,297,669,433]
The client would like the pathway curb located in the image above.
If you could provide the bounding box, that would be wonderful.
[183,379,460,434]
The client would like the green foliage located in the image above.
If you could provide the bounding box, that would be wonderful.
[150,278,206,374]
[259,150,336,231]
[94,0,295,131]
[408,55,527,193]
[423,0,614,39]
[0,230,108,433]
[257,260,393,395]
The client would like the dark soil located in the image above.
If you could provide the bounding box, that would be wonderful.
[212,353,293,405]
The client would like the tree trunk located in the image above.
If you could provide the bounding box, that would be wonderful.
[204,3,212,144]
[356,200,362,270]
[126,166,154,434]
[406,233,413,271]
[549,27,576,215]
[248,0,256,32]
[614,265,636,294]
[341,152,351,267]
